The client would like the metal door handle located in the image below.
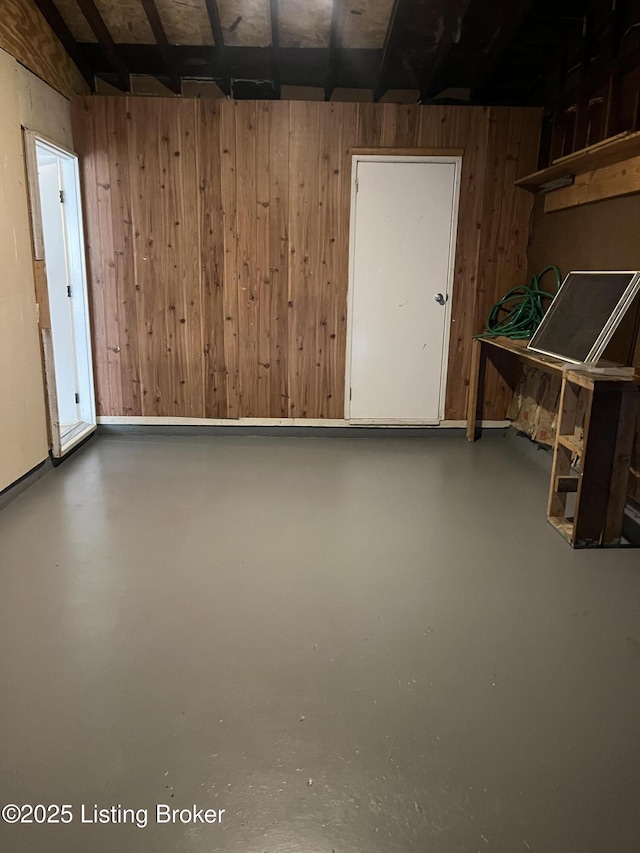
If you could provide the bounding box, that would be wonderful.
[434,293,447,305]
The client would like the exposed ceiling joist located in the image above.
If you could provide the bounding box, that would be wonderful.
[374,0,401,102]
[75,0,130,90]
[270,0,281,99]
[32,0,95,89]
[203,0,229,94]
[418,0,473,102]
[140,0,181,93]
[324,0,344,101]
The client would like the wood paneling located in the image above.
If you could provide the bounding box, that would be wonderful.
[0,0,88,98]
[73,97,541,423]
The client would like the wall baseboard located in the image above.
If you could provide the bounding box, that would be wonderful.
[97,416,510,429]
[0,458,52,511]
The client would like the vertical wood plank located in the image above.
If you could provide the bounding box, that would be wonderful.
[235,101,259,417]
[88,96,122,417]
[288,101,321,417]
[220,101,240,418]
[199,99,228,418]
[267,101,291,417]
[108,97,142,416]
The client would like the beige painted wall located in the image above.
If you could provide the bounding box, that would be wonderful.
[0,48,74,491]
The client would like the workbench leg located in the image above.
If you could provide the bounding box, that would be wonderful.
[603,388,640,545]
[466,337,486,441]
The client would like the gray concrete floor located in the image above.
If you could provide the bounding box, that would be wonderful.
[1,431,640,853]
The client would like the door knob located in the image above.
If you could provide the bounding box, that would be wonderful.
[434,293,447,305]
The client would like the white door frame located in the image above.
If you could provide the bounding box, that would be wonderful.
[24,130,96,456]
[344,154,462,424]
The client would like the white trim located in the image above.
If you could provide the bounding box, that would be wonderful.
[33,135,97,457]
[344,154,462,422]
[60,423,96,455]
[97,416,510,429]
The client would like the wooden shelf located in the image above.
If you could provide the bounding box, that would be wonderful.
[515,130,640,193]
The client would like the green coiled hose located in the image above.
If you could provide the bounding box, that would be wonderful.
[482,265,563,340]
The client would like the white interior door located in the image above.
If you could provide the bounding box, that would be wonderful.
[32,137,96,455]
[347,157,460,423]
[38,156,80,429]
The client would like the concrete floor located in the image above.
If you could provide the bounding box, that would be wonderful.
[1,431,640,853]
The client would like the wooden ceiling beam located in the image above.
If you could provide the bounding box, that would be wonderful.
[418,0,472,102]
[75,0,129,90]
[269,0,281,99]
[373,0,401,102]
[324,0,344,101]
[469,0,535,98]
[32,0,95,89]
[204,0,230,94]
[140,0,181,93]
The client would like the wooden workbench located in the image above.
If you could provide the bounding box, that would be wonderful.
[467,335,640,547]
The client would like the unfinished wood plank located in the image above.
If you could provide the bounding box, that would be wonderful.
[235,101,260,417]
[356,103,384,147]
[267,101,290,417]
[466,336,485,441]
[516,130,640,192]
[287,102,321,417]
[198,99,228,418]
[106,96,142,416]
[573,385,622,545]
[41,328,61,457]
[72,98,108,416]
[544,154,640,213]
[603,387,640,543]
[32,260,50,329]
[317,102,346,418]
[219,101,241,418]
[0,0,89,97]
[351,146,464,156]
[255,101,273,417]
[90,96,123,416]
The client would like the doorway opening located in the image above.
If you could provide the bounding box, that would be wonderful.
[32,137,95,457]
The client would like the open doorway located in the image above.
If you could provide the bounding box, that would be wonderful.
[29,136,96,457]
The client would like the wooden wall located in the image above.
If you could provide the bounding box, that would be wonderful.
[72,97,541,421]
[0,0,88,98]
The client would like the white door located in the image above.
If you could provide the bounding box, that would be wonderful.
[32,137,96,455]
[38,156,80,429]
[347,157,460,423]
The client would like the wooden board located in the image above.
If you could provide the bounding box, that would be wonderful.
[516,130,640,192]
[94,0,154,44]
[340,0,395,49]
[217,0,271,47]
[54,0,96,42]
[155,0,214,46]
[544,154,640,212]
[73,98,541,422]
[278,0,332,48]
[0,0,88,97]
